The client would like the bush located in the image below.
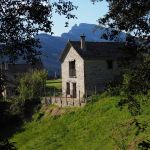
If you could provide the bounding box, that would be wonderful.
[121,58,150,96]
[106,80,122,96]
[18,70,47,101]
[106,57,150,116]
[10,97,41,121]
[118,57,150,116]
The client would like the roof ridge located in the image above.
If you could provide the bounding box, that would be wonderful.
[70,41,124,43]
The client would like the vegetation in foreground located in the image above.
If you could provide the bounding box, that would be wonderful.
[11,94,150,150]
[0,70,47,139]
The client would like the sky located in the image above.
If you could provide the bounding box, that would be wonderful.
[52,0,108,36]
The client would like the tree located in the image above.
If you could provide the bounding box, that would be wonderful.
[0,0,77,63]
[92,0,150,148]
[0,0,77,143]
[91,0,150,38]
[0,0,77,97]
[18,70,48,101]
[91,0,150,109]
[92,0,150,54]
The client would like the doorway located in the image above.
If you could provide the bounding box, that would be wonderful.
[72,83,77,98]
[66,82,70,95]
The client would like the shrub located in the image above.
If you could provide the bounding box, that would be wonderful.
[106,80,122,96]
[10,97,41,121]
[121,58,150,96]
[118,57,150,116]
[18,70,47,101]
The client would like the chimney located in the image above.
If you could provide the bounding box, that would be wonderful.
[80,34,86,50]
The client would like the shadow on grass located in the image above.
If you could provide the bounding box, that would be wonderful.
[0,99,41,139]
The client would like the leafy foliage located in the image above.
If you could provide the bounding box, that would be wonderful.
[93,2,150,147]
[92,0,150,38]
[0,0,77,63]
[0,0,77,144]
[18,70,47,101]
[121,58,150,95]
[92,0,150,115]
[0,0,77,100]
[0,71,6,99]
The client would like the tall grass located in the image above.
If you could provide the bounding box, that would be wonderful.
[10,96,128,149]
[11,94,150,150]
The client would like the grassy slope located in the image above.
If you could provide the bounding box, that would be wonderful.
[10,78,150,150]
[11,95,150,150]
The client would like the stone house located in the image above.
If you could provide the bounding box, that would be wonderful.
[60,35,131,99]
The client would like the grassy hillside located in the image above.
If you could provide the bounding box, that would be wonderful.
[11,92,150,150]
[10,95,150,150]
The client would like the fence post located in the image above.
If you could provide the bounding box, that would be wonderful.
[54,88,56,103]
[50,96,52,104]
[66,96,68,106]
[60,97,62,107]
[66,91,68,106]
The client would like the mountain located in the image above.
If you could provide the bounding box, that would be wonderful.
[37,23,126,76]
[37,34,66,76]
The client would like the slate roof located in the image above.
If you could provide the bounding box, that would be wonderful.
[60,41,130,62]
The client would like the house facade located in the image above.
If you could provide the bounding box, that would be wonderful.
[60,35,131,99]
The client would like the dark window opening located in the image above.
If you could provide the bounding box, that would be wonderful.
[107,60,113,69]
[72,83,77,98]
[69,60,76,77]
[66,82,70,95]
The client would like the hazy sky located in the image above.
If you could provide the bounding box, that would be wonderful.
[52,0,108,36]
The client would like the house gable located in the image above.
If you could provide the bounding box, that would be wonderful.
[60,41,84,63]
[61,44,85,99]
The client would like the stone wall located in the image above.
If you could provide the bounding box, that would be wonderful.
[84,59,121,95]
[61,46,124,99]
[61,47,85,99]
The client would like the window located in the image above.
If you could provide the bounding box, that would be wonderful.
[107,60,113,69]
[69,60,76,77]
[66,82,70,95]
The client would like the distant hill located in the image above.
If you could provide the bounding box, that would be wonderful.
[37,23,126,76]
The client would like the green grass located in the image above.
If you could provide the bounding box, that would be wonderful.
[46,79,62,90]
[10,95,150,150]
[45,79,62,96]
